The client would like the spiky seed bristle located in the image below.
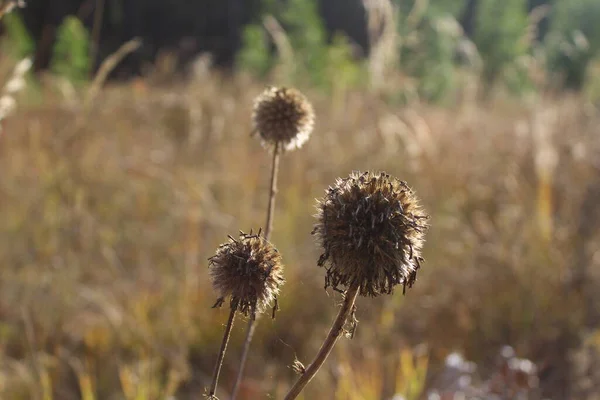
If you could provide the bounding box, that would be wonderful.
[252,86,315,151]
[209,230,285,317]
[313,171,430,297]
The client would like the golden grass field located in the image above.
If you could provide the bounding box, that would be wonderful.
[1,50,600,399]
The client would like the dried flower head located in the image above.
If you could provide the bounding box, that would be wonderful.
[209,230,284,317]
[251,86,315,151]
[312,171,429,297]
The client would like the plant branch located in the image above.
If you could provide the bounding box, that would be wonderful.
[264,141,281,241]
[284,282,360,400]
[231,141,281,399]
[208,307,237,399]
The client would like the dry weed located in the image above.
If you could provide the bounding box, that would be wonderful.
[0,58,598,398]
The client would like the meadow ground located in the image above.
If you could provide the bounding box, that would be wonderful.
[1,58,600,399]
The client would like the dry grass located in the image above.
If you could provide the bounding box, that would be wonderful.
[0,58,599,399]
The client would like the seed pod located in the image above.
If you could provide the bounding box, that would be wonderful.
[252,86,315,151]
[313,171,429,297]
[209,230,285,317]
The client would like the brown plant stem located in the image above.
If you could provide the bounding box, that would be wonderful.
[264,141,281,241]
[209,307,237,399]
[231,142,281,399]
[284,282,360,400]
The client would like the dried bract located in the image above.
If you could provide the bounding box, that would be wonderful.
[313,171,429,297]
[252,86,315,151]
[209,230,285,317]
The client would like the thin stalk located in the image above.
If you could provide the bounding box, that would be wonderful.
[284,282,360,400]
[209,307,237,399]
[264,141,281,241]
[231,142,281,399]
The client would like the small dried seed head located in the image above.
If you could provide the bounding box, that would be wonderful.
[251,86,315,151]
[209,230,284,317]
[313,171,429,297]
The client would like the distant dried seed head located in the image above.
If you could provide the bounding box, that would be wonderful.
[209,230,284,317]
[252,86,315,151]
[312,171,429,297]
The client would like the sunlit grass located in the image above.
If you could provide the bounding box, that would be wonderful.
[0,56,598,398]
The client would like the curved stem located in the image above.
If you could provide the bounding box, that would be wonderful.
[231,142,281,399]
[208,307,237,399]
[284,282,360,400]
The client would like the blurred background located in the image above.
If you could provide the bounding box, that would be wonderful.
[1,0,599,399]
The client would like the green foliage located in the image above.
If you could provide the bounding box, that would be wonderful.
[235,0,600,98]
[551,0,600,54]
[544,30,591,90]
[584,59,600,103]
[394,0,467,18]
[398,10,464,102]
[0,13,35,58]
[325,33,364,92]
[237,24,272,78]
[6,0,599,97]
[473,0,532,94]
[278,0,328,86]
[545,0,600,89]
[50,16,91,83]
[237,0,363,92]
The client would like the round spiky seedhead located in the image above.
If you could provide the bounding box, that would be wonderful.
[209,230,284,318]
[312,171,429,297]
[252,86,315,151]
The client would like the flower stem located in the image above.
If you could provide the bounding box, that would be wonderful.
[208,307,237,399]
[283,282,360,400]
[231,142,281,399]
[264,141,281,241]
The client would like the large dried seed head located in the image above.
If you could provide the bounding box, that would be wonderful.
[251,86,315,151]
[313,171,429,297]
[209,230,284,317]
